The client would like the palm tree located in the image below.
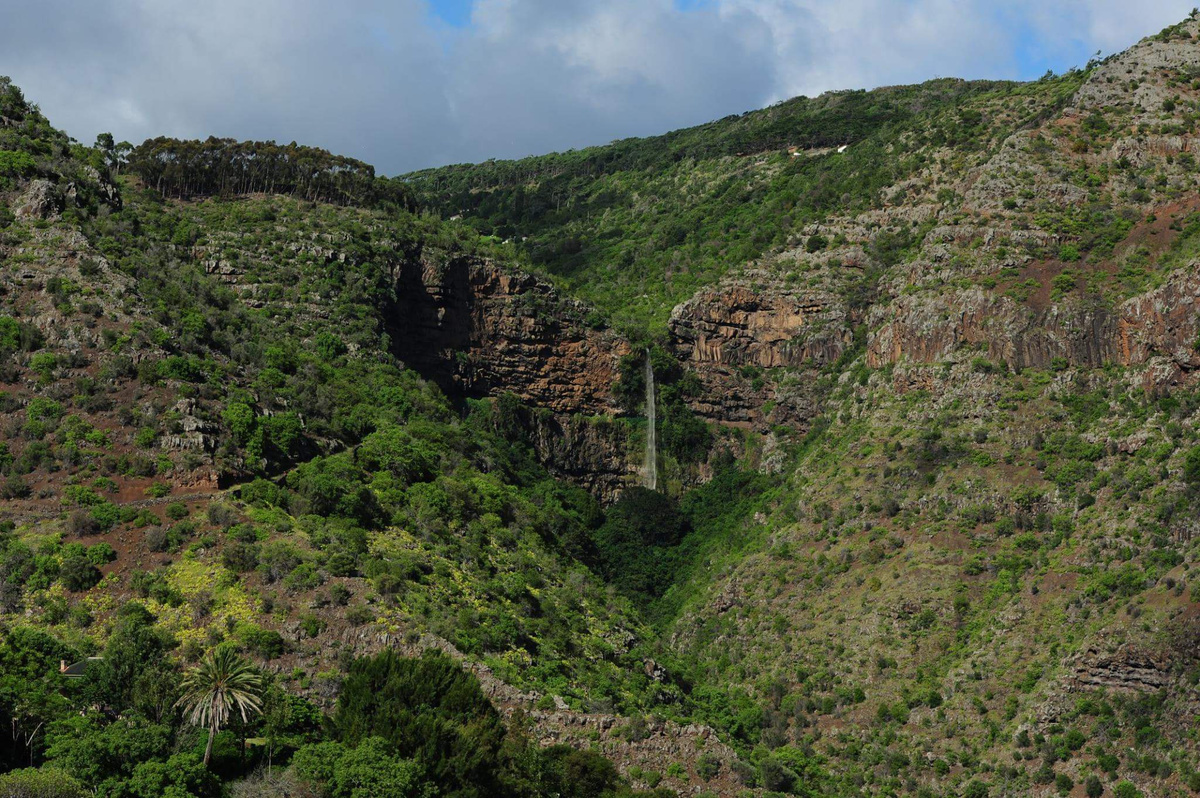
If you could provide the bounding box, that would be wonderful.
[176,648,264,767]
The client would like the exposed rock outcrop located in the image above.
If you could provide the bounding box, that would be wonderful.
[520,409,634,501]
[14,179,61,219]
[866,268,1200,381]
[1068,644,1172,693]
[670,280,851,371]
[390,255,626,416]
[668,272,851,429]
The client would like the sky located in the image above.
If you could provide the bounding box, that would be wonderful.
[0,0,1195,175]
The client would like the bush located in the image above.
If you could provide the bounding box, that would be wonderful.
[1185,446,1200,487]
[86,542,116,565]
[1113,781,1143,798]
[0,473,30,499]
[240,626,286,659]
[66,509,100,537]
[59,556,101,591]
[144,527,170,552]
[222,542,259,573]
[0,767,87,797]
[331,649,507,796]
[124,752,218,798]
[696,753,721,781]
[962,781,989,798]
[207,503,239,528]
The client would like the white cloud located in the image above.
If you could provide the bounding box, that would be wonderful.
[0,0,1194,173]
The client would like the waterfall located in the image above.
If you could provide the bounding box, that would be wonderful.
[643,351,657,491]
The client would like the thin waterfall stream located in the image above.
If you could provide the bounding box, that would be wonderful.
[643,352,657,490]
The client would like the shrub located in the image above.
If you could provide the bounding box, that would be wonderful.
[963,781,989,798]
[697,753,721,781]
[1184,446,1200,486]
[30,352,58,380]
[299,614,325,639]
[0,767,87,798]
[331,649,507,796]
[145,482,170,498]
[222,542,259,573]
[293,737,424,798]
[1113,781,1143,798]
[59,556,101,591]
[144,527,170,552]
[329,584,352,606]
[1,473,30,499]
[66,509,100,537]
[86,542,116,565]
[240,626,286,659]
[207,503,239,528]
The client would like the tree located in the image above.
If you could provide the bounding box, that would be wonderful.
[1184,446,1200,487]
[176,648,263,767]
[258,682,322,775]
[82,603,171,715]
[94,132,115,170]
[293,737,428,798]
[331,649,506,797]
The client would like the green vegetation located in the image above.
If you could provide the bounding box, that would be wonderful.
[6,17,1200,795]
[406,74,1086,332]
[127,137,415,208]
[0,626,668,798]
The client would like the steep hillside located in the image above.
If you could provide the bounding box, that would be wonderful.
[650,16,1200,798]
[405,74,1084,334]
[416,13,1200,798]
[6,11,1200,798]
[0,77,737,797]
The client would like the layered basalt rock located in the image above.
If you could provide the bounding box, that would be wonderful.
[508,406,634,502]
[670,280,851,371]
[865,268,1200,383]
[390,255,627,416]
[668,272,852,429]
[1068,644,1172,693]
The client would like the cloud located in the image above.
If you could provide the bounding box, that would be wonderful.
[0,0,1194,173]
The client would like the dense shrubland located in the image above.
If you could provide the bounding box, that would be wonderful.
[0,623,670,798]
[9,16,1200,794]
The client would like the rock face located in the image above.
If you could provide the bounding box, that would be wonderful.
[519,409,634,501]
[1068,644,1172,693]
[390,255,626,416]
[380,15,1200,457]
[866,269,1200,382]
[670,279,851,371]
[668,272,851,429]
[14,179,61,219]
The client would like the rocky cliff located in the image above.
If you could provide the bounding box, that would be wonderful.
[390,254,627,416]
